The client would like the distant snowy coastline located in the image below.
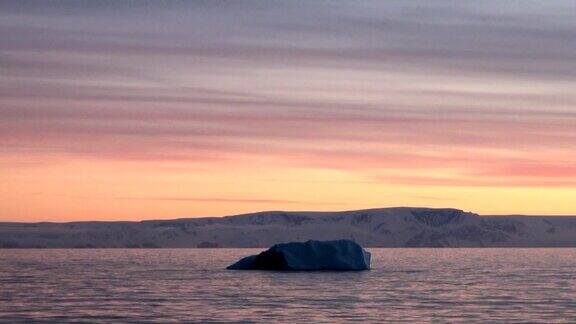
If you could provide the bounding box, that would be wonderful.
[1,207,576,248]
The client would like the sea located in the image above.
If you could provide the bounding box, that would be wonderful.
[1,248,575,323]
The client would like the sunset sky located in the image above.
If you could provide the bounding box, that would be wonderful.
[1,1,575,221]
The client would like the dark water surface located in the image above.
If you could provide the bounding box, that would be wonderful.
[1,248,575,323]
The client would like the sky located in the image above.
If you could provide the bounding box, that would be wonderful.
[1,1,576,221]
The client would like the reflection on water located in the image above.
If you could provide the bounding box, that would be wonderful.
[1,248,575,322]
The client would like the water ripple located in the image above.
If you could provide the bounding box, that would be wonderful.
[1,248,575,322]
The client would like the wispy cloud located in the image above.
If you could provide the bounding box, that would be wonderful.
[1,1,575,221]
[112,196,305,204]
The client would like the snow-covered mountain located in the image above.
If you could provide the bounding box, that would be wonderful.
[1,207,576,248]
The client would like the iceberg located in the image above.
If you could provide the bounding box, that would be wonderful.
[227,239,371,271]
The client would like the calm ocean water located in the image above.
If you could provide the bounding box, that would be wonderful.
[1,248,575,323]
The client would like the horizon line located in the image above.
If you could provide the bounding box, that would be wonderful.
[2,206,576,224]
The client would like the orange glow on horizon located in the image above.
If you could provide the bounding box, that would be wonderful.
[1,155,575,222]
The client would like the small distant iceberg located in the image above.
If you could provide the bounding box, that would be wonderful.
[227,239,371,271]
